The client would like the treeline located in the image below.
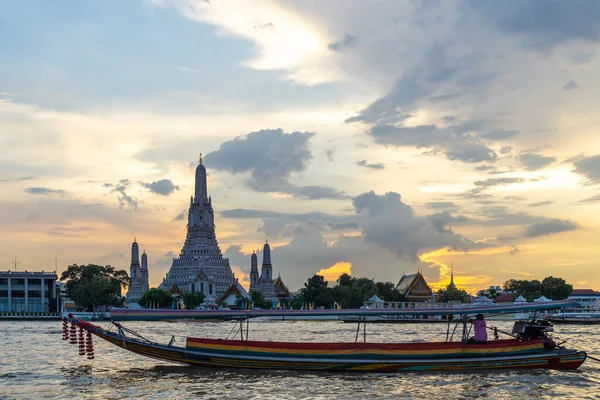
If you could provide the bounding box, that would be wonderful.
[503,276,573,302]
[294,273,406,309]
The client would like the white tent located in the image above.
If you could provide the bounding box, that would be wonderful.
[534,295,552,302]
[513,295,527,303]
[368,295,383,302]
[473,295,494,303]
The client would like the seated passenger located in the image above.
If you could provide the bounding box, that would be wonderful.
[468,313,487,343]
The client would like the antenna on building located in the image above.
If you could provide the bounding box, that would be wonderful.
[55,253,58,274]
[12,256,20,271]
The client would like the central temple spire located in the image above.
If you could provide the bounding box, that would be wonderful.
[195,152,208,201]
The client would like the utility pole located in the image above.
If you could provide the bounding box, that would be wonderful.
[12,256,20,271]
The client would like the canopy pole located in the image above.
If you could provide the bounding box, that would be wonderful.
[246,318,250,341]
[355,318,361,343]
[363,316,367,343]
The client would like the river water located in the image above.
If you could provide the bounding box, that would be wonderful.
[1,320,599,399]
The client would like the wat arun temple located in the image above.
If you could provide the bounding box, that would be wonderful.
[158,155,235,297]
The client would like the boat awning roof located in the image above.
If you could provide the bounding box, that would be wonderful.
[109,299,579,321]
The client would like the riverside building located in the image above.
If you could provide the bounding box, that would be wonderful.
[158,154,234,297]
[125,239,150,304]
[0,270,58,312]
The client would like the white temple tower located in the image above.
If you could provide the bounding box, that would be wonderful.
[258,240,277,301]
[158,154,234,297]
[126,239,146,304]
[249,250,259,292]
[140,250,149,294]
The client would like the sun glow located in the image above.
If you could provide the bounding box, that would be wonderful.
[317,261,352,282]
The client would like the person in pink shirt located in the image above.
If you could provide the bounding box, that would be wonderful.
[468,313,488,343]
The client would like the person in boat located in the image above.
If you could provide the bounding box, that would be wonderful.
[468,313,487,344]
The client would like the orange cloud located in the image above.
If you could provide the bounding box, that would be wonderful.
[317,261,352,282]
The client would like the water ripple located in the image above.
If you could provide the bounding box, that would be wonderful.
[1,320,599,399]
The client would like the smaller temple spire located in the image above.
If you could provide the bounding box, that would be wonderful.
[199,153,203,164]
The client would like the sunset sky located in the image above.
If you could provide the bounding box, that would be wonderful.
[2,0,600,294]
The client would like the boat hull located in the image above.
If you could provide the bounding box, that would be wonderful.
[80,323,586,372]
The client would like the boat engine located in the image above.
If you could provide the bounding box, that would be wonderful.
[512,320,557,349]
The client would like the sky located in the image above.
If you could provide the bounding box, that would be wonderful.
[2,0,600,294]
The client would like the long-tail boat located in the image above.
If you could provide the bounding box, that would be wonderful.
[62,300,587,372]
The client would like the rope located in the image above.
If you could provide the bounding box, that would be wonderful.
[561,341,600,363]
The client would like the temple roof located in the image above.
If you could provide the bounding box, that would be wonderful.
[273,275,293,298]
[170,284,183,297]
[218,280,250,304]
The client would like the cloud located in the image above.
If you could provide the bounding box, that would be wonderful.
[479,130,519,141]
[204,128,347,199]
[474,177,525,188]
[578,194,600,204]
[352,191,480,260]
[327,34,357,51]
[529,201,555,207]
[563,80,579,91]
[220,208,358,238]
[468,0,600,50]
[425,201,460,211]
[523,219,579,238]
[573,155,600,184]
[517,153,557,171]
[24,187,68,196]
[0,176,34,183]
[172,209,187,221]
[103,180,139,210]
[356,160,385,169]
[140,179,180,196]
[324,148,335,162]
[475,165,496,172]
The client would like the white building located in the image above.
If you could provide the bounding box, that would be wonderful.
[249,241,277,301]
[158,154,234,297]
[125,239,149,304]
[0,270,58,312]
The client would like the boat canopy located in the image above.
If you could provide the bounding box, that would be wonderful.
[110,299,579,321]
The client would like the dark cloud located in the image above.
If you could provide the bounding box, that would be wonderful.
[220,208,358,238]
[523,219,579,238]
[140,179,180,196]
[324,148,335,162]
[479,130,519,141]
[578,194,600,204]
[517,152,557,171]
[0,176,33,183]
[445,141,498,163]
[356,160,385,169]
[500,146,513,155]
[327,34,357,51]
[475,165,496,172]
[425,201,460,211]
[205,128,346,199]
[25,187,68,196]
[573,155,600,184]
[563,80,579,91]
[474,177,525,187]
[103,180,138,210]
[345,71,422,126]
[529,201,554,207]
[172,209,187,221]
[352,191,482,260]
[468,0,600,50]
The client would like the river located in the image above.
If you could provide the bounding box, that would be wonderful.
[1,320,599,399]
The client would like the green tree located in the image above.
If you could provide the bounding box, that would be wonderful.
[437,284,468,303]
[60,264,129,311]
[249,290,271,309]
[541,276,573,300]
[139,288,174,308]
[300,274,335,308]
[182,292,206,309]
[375,281,407,302]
